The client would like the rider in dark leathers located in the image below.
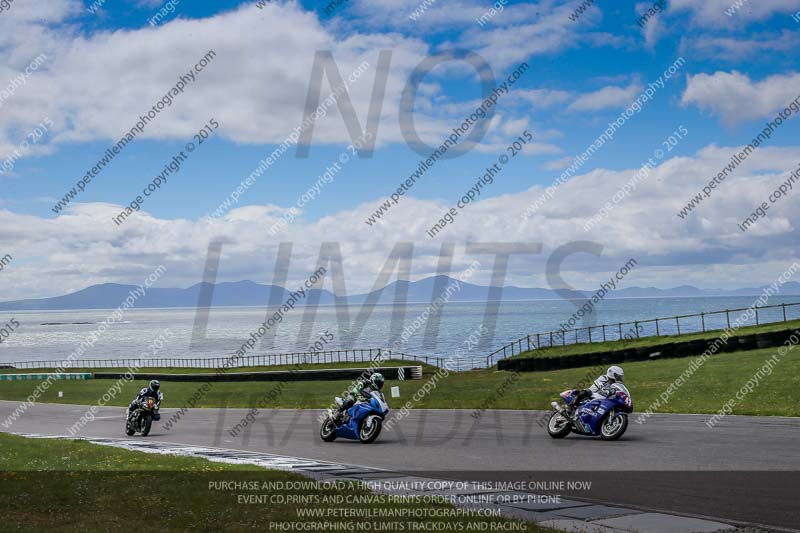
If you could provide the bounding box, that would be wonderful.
[128,380,163,421]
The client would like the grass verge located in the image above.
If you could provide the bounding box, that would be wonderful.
[0,432,544,532]
[0,345,798,416]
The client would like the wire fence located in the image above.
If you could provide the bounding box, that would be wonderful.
[4,348,480,372]
[486,301,800,366]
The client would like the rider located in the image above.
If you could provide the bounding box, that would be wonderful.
[569,366,624,418]
[128,380,164,421]
[334,373,384,424]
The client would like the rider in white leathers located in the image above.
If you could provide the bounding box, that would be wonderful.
[570,366,624,417]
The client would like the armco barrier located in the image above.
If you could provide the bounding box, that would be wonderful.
[497,327,799,372]
[93,366,423,382]
[0,373,92,381]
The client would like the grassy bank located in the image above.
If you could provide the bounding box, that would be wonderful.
[0,433,541,532]
[1,346,797,416]
[509,318,800,359]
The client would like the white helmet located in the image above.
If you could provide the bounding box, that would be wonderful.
[606,366,624,382]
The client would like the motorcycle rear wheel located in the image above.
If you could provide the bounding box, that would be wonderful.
[320,418,338,442]
[600,413,628,440]
[547,412,571,439]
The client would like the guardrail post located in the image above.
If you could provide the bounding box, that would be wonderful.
[526,335,531,351]
[700,312,705,332]
[588,326,592,343]
[634,321,639,338]
[755,307,759,325]
[602,325,606,341]
[676,317,681,335]
[726,310,730,328]
[655,319,660,336]
[618,323,622,340]
[783,303,787,322]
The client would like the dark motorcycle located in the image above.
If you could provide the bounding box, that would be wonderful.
[125,397,158,436]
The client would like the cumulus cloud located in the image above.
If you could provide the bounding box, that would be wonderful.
[567,82,643,112]
[682,70,800,124]
[0,0,567,172]
[2,144,800,300]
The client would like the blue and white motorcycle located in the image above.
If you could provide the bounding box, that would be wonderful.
[320,390,389,444]
[547,383,633,440]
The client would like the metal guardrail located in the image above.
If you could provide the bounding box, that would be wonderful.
[486,301,800,366]
[6,348,386,370]
[3,348,464,371]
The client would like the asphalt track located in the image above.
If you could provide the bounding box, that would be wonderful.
[2,401,799,530]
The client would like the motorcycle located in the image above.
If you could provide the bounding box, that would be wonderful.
[320,390,389,444]
[547,382,632,440]
[125,397,158,436]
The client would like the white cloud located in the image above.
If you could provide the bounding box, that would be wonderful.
[3,144,800,299]
[0,1,568,171]
[669,0,800,27]
[682,70,800,124]
[679,30,800,61]
[516,88,571,109]
[543,156,574,170]
[567,82,643,112]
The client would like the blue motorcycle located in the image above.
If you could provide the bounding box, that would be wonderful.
[320,390,389,444]
[547,383,633,440]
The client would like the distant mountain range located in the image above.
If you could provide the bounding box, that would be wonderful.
[1,276,799,311]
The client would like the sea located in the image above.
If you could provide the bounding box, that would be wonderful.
[1,296,799,366]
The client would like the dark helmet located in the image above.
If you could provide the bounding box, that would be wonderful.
[149,379,160,392]
[369,373,385,390]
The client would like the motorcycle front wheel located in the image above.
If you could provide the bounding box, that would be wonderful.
[600,413,628,440]
[141,414,153,436]
[546,412,571,439]
[125,419,135,436]
[359,416,382,444]
[320,417,338,442]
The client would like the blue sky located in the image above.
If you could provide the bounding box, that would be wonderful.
[0,0,799,298]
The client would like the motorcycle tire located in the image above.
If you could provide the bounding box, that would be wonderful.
[359,417,382,444]
[141,415,153,436]
[600,413,628,441]
[125,421,135,436]
[546,411,571,439]
[320,417,338,442]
